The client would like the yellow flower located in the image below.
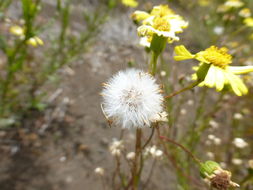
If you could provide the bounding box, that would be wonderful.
[217,0,243,12]
[224,0,244,8]
[132,11,150,22]
[217,5,230,13]
[132,4,188,47]
[150,4,175,17]
[198,0,210,7]
[9,25,44,47]
[174,45,253,96]
[121,0,138,8]
[239,8,251,18]
[9,25,25,36]
[26,36,44,47]
[244,17,253,27]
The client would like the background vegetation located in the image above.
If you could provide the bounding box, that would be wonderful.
[0,0,252,190]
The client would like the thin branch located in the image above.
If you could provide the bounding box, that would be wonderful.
[159,136,201,164]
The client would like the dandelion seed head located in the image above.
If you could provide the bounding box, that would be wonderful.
[102,69,163,128]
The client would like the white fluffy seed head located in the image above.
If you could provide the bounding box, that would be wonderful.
[102,69,163,128]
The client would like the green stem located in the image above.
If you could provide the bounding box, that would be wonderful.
[165,81,200,99]
[132,128,142,189]
[0,41,26,115]
[150,51,159,76]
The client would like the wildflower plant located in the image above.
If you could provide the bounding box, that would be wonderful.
[100,1,253,190]
[132,4,188,75]
[174,45,253,96]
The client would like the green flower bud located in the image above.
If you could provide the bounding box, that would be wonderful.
[199,160,220,178]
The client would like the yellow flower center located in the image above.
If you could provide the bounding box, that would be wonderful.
[153,17,170,31]
[202,46,232,68]
[151,5,174,17]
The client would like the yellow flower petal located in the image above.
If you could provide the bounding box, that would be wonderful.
[204,65,216,88]
[228,66,253,74]
[226,72,248,96]
[9,25,24,36]
[214,67,225,91]
[132,11,150,22]
[195,51,210,63]
[122,0,138,7]
[244,17,253,27]
[174,45,195,61]
[26,36,44,47]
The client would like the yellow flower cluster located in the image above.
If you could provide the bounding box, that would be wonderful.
[121,0,138,8]
[217,0,244,12]
[174,45,253,96]
[9,25,43,47]
[198,0,210,7]
[244,17,253,27]
[239,8,251,18]
[132,5,188,47]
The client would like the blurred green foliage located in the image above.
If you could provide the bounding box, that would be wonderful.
[0,0,110,127]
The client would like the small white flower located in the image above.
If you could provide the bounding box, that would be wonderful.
[187,99,194,106]
[180,108,187,115]
[248,160,253,169]
[102,69,163,128]
[94,167,105,176]
[233,138,248,148]
[155,150,163,157]
[232,158,243,165]
[209,120,219,129]
[109,139,124,156]
[145,145,163,158]
[206,152,214,159]
[126,152,136,160]
[213,137,221,145]
[160,70,166,77]
[220,162,227,169]
[213,26,224,35]
[59,156,67,162]
[208,134,215,140]
[233,113,243,120]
